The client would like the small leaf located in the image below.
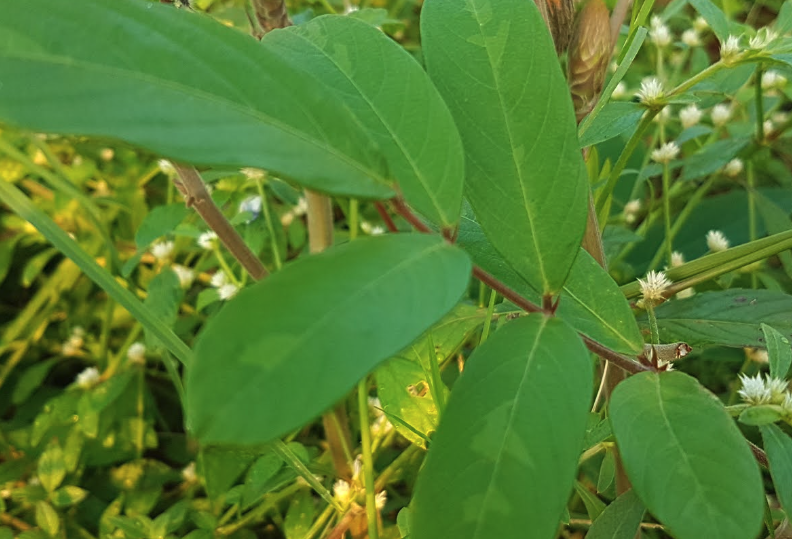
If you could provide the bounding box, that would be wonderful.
[135,204,189,249]
[739,405,784,426]
[37,439,66,493]
[241,451,284,510]
[422,0,587,294]
[12,359,58,405]
[50,486,88,508]
[610,372,764,539]
[763,323,792,379]
[574,481,606,520]
[680,138,750,181]
[198,445,260,500]
[411,316,593,539]
[284,490,315,539]
[761,424,792,519]
[579,102,644,147]
[35,501,59,537]
[143,270,184,350]
[187,234,471,444]
[586,489,645,539]
[689,0,731,41]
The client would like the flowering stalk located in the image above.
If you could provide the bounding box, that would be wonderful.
[254,177,283,270]
[357,376,380,539]
[567,0,611,122]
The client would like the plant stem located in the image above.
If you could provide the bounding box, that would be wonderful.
[256,178,282,270]
[661,162,673,266]
[747,162,759,289]
[357,376,380,539]
[646,302,660,345]
[755,64,766,142]
[272,440,344,512]
[479,289,498,345]
[425,331,446,419]
[349,199,359,240]
[216,481,305,536]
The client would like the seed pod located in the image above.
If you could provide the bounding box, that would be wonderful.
[534,0,576,54]
[567,0,612,122]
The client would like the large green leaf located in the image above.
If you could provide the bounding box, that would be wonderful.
[646,289,792,348]
[610,372,763,539]
[421,0,587,294]
[0,0,392,199]
[411,316,592,539]
[761,424,792,520]
[458,205,643,354]
[264,16,464,227]
[186,234,471,444]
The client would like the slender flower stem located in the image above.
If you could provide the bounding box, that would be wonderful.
[755,64,766,142]
[479,289,498,345]
[747,162,759,289]
[425,331,446,419]
[256,179,282,270]
[214,248,240,286]
[646,302,660,345]
[349,199,360,240]
[357,377,380,539]
[661,162,673,267]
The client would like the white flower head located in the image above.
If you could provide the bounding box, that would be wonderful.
[679,104,703,129]
[636,78,665,107]
[745,347,769,364]
[151,240,174,262]
[706,230,730,251]
[671,251,685,267]
[127,342,146,365]
[334,480,352,505]
[352,455,363,482]
[172,265,195,289]
[197,231,218,250]
[210,271,229,288]
[720,35,742,63]
[638,270,671,303]
[723,158,744,177]
[711,103,732,126]
[157,159,175,175]
[612,81,627,99]
[766,375,788,403]
[75,367,101,389]
[182,462,197,483]
[62,341,81,357]
[762,70,788,91]
[375,490,387,510]
[682,29,701,47]
[218,283,239,301]
[693,16,709,32]
[240,167,265,180]
[651,141,680,164]
[293,197,308,217]
[624,199,641,223]
[783,392,792,415]
[72,326,86,338]
[238,195,262,223]
[738,373,771,404]
[650,23,672,47]
[749,28,778,51]
[764,120,775,136]
[371,414,393,438]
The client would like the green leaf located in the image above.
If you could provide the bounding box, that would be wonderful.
[761,424,792,519]
[143,270,184,351]
[12,358,58,405]
[763,323,792,379]
[647,289,792,348]
[421,0,587,294]
[187,234,471,445]
[284,490,315,539]
[586,489,645,539]
[241,451,284,510]
[50,486,88,508]
[777,1,792,34]
[0,527,12,539]
[679,138,750,181]
[738,405,784,426]
[198,445,260,500]
[35,501,59,537]
[755,191,792,280]
[38,439,66,493]
[689,0,731,41]
[135,204,189,249]
[0,0,393,199]
[265,16,464,226]
[579,102,645,148]
[610,372,764,539]
[411,316,593,539]
[574,481,606,520]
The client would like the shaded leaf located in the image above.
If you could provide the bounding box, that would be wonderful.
[761,424,792,519]
[579,102,644,148]
[38,439,66,493]
[135,204,189,250]
[586,489,645,539]
[679,138,750,181]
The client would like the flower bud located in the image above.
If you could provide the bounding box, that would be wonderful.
[567,0,611,122]
[534,0,576,54]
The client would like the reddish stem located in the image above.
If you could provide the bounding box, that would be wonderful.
[375,201,399,233]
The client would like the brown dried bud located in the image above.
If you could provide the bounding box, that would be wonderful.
[251,0,292,33]
[567,0,611,122]
[534,0,576,54]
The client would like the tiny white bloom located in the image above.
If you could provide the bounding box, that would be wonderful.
[764,119,775,136]
[720,35,742,63]
[710,103,732,126]
[127,342,146,365]
[676,287,695,299]
[749,29,778,51]
[210,271,229,288]
[72,326,86,338]
[172,265,195,289]
[151,240,174,261]
[371,414,393,437]
[745,347,769,364]
[293,197,308,216]
[762,70,788,91]
[623,199,641,224]
[636,78,664,106]
[766,376,788,403]
[28,476,41,487]
[182,462,197,483]
[75,367,101,389]
[638,270,671,303]
[671,251,685,267]
[721,158,743,178]
[706,230,730,252]
[738,373,771,404]
[682,29,701,47]
[370,225,385,236]
[679,104,703,129]
[158,159,175,175]
[782,392,792,415]
[197,231,218,250]
[344,4,359,14]
[352,455,363,482]
[651,141,680,164]
[375,490,387,510]
[650,23,672,47]
[611,81,627,99]
[218,283,239,301]
[693,16,709,32]
[238,195,262,223]
[240,167,265,180]
[334,480,352,505]
[281,212,295,227]
[62,341,81,357]
[100,148,115,162]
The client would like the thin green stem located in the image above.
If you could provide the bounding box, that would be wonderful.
[272,440,343,513]
[375,444,420,491]
[214,248,240,287]
[425,331,446,419]
[755,64,766,142]
[349,199,359,241]
[135,368,145,457]
[98,298,114,363]
[303,503,335,539]
[479,289,498,346]
[747,162,759,289]
[646,303,660,345]
[216,481,305,536]
[661,162,673,267]
[256,179,282,270]
[357,376,380,539]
